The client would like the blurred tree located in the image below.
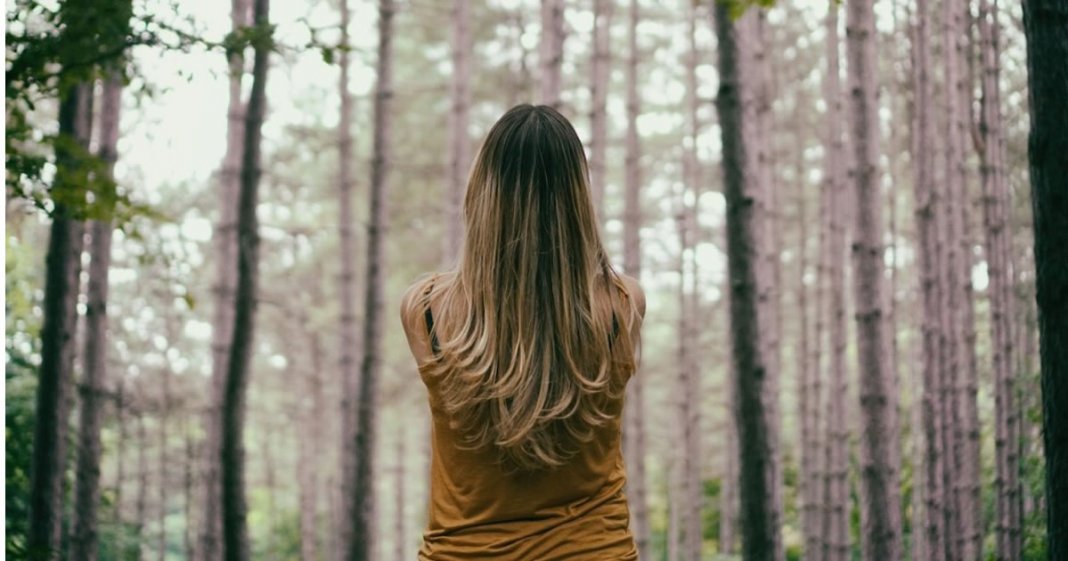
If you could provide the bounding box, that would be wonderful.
[199,0,250,557]
[28,38,94,561]
[218,0,272,558]
[1021,1,1068,559]
[713,2,779,560]
[818,4,850,561]
[445,0,471,261]
[978,1,1024,559]
[621,0,650,558]
[70,70,124,561]
[910,0,946,558]
[348,0,394,559]
[588,0,613,220]
[335,0,358,557]
[845,0,903,559]
[538,0,564,107]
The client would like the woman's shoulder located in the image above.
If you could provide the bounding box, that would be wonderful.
[399,271,455,330]
[615,273,646,319]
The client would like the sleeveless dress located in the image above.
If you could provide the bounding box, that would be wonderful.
[415,278,639,561]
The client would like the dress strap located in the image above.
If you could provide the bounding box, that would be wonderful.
[423,276,441,356]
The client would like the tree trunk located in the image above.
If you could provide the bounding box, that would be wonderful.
[846,1,904,559]
[157,353,171,561]
[678,8,702,559]
[219,0,271,558]
[70,71,121,561]
[136,413,148,561]
[980,1,1022,558]
[393,435,406,561]
[720,364,738,556]
[335,0,358,557]
[588,0,613,220]
[184,420,196,561]
[945,0,982,556]
[819,5,850,560]
[298,310,324,561]
[445,0,471,263]
[798,9,824,556]
[538,0,564,107]
[114,381,127,558]
[621,0,649,557]
[28,78,93,561]
[910,0,946,558]
[1022,0,1068,554]
[348,1,393,558]
[713,3,778,560]
[199,1,250,558]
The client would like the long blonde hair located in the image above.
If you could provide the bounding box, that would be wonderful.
[424,104,637,471]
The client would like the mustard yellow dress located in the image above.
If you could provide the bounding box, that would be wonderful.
[414,280,639,561]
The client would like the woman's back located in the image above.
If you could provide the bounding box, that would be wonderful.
[398,104,646,559]
[400,273,644,561]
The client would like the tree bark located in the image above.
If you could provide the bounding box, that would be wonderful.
[136,412,148,561]
[28,77,93,561]
[298,308,324,561]
[621,0,649,557]
[219,0,271,558]
[348,1,393,558]
[678,8,702,561]
[588,0,613,220]
[113,381,127,558]
[199,1,250,558]
[538,0,564,107]
[819,5,849,560]
[845,1,904,559]
[980,3,1023,560]
[713,3,778,560]
[335,0,358,557]
[70,71,121,561]
[445,0,471,263]
[911,0,946,558]
[1022,1,1068,559]
[392,434,406,561]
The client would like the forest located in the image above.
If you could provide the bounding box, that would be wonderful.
[4,0,1067,560]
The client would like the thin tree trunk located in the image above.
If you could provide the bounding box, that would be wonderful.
[393,434,406,561]
[348,1,393,558]
[713,3,778,560]
[939,0,971,555]
[136,413,148,561]
[680,9,702,560]
[740,13,785,558]
[819,6,849,560]
[70,72,121,561]
[846,1,904,559]
[798,17,820,555]
[158,318,178,561]
[719,364,738,556]
[910,0,946,558]
[114,381,127,558]
[219,0,271,558]
[29,78,93,561]
[621,0,649,557]
[298,310,324,561]
[445,0,471,263]
[184,420,196,561]
[538,0,564,107]
[981,2,1024,559]
[588,0,613,220]
[335,0,358,556]
[200,2,250,558]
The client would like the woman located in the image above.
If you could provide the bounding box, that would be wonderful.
[400,104,646,560]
